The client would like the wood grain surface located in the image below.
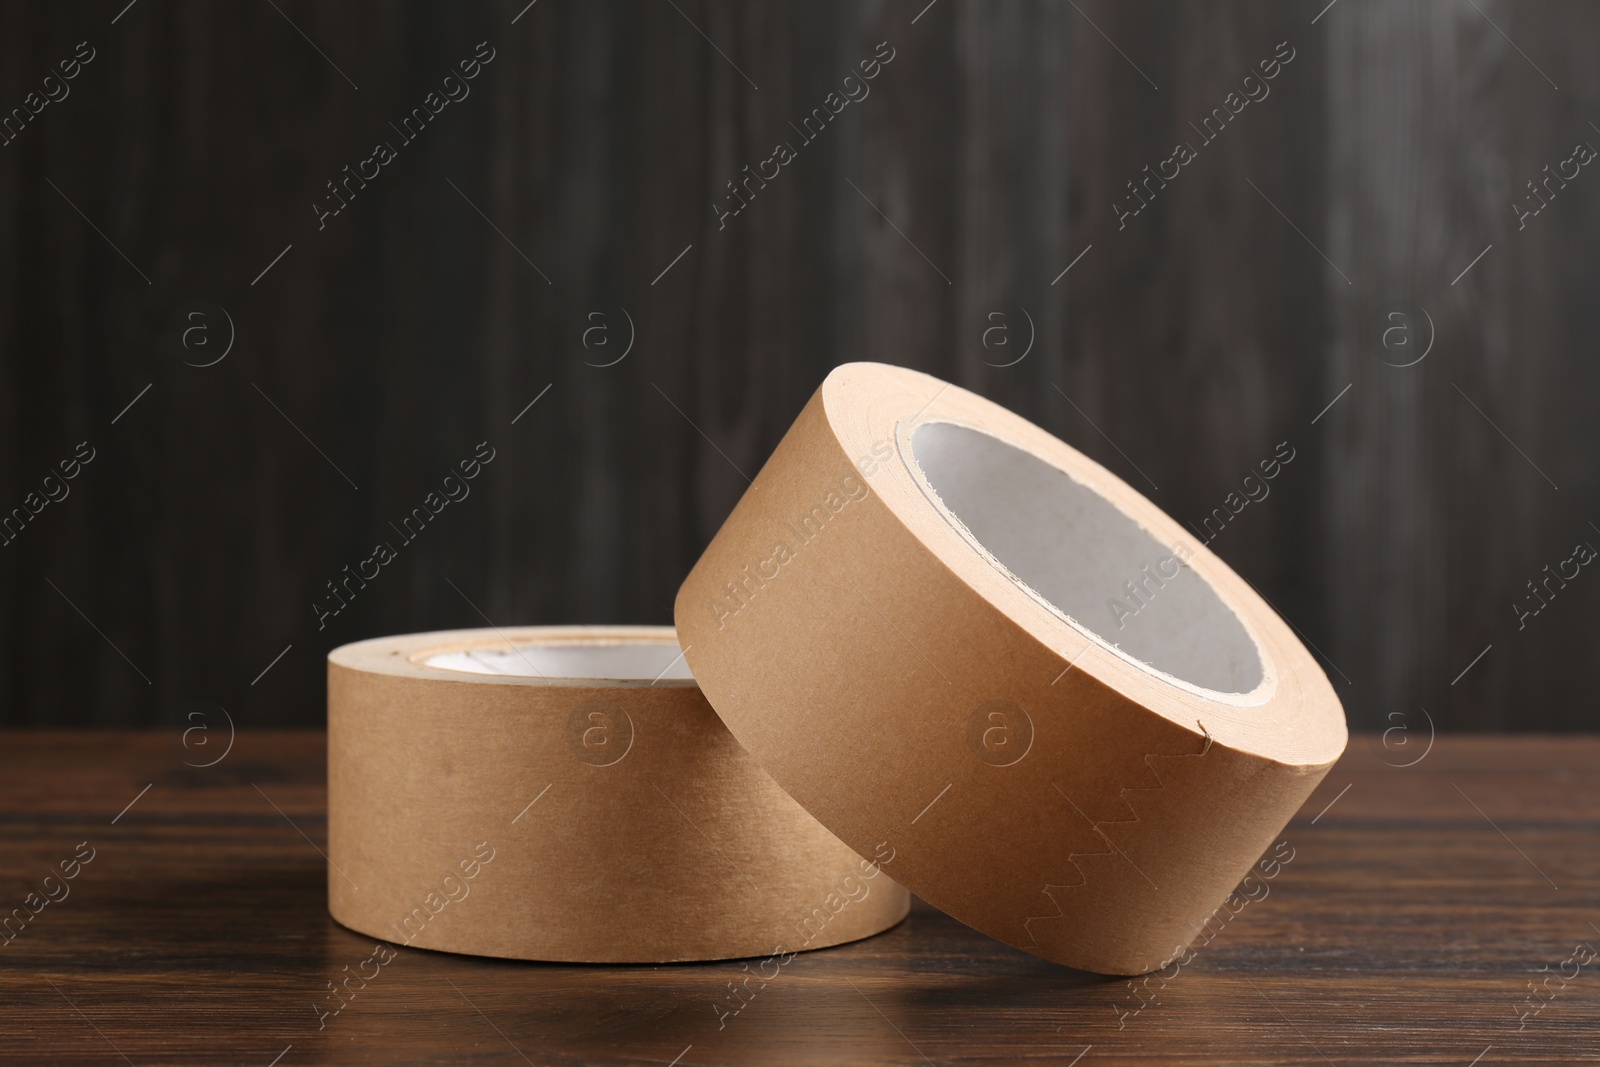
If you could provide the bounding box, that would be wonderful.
[2,1,1598,733]
[1,731,1596,1065]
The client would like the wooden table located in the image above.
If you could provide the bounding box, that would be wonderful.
[1,732,1595,1065]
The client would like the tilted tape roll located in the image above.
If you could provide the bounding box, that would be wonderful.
[327,626,909,963]
[675,362,1347,975]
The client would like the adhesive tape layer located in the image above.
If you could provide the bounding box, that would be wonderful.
[327,626,909,963]
[674,363,1347,975]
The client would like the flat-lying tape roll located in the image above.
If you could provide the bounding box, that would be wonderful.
[327,626,909,963]
[675,363,1347,975]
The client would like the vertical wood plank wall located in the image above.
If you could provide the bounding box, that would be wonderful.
[0,0,1594,730]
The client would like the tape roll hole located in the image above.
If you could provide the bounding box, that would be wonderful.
[421,641,694,682]
[909,421,1264,695]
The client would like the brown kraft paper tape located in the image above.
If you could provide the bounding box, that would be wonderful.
[674,362,1348,976]
[327,626,910,963]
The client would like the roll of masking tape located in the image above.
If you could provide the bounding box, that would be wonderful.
[327,626,909,963]
[675,363,1347,975]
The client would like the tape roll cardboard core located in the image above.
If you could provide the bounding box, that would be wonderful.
[909,420,1263,694]
[327,626,909,963]
[422,640,695,681]
[675,362,1347,975]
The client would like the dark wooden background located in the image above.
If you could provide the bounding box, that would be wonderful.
[1,0,1595,730]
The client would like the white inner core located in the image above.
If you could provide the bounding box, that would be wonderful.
[910,422,1263,694]
[424,641,693,681]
